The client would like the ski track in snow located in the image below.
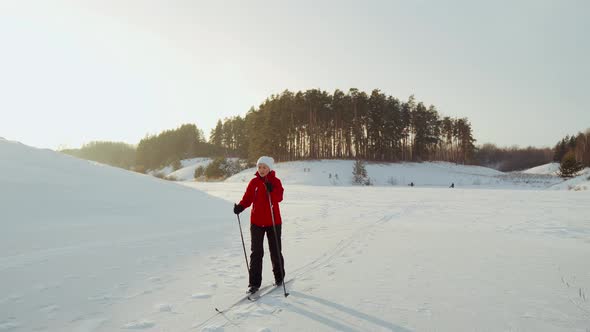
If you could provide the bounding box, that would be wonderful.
[121,320,156,329]
[0,320,21,331]
[179,184,590,331]
[190,190,421,331]
[191,293,212,299]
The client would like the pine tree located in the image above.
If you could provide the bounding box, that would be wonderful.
[558,151,583,178]
[574,129,590,167]
[210,120,223,147]
[400,96,414,161]
[352,159,368,185]
[553,140,567,162]
[568,136,577,150]
[172,159,182,171]
[204,157,226,179]
[194,165,205,179]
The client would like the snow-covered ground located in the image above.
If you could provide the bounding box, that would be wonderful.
[0,139,235,331]
[163,158,583,190]
[519,162,590,191]
[550,172,590,191]
[185,182,590,332]
[2,138,590,331]
[524,163,590,191]
[226,160,501,187]
[523,162,561,175]
[151,157,242,182]
[150,155,590,192]
[149,158,212,181]
[226,160,574,190]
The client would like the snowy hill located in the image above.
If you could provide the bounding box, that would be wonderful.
[0,139,234,331]
[523,162,561,175]
[151,157,245,182]
[549,168,590,191]
[149,157,212,180]
[521,162,590,191]
[156,158,571,190]
[225,160,565,189]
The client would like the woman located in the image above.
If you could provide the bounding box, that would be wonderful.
[233,156,286,294]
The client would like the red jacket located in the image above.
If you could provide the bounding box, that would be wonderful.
[238,170,284,227]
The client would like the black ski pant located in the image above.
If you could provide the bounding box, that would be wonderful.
[249,223,285,288]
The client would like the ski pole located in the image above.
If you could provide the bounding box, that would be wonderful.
[236,214,250,274]
[267,190,289,297]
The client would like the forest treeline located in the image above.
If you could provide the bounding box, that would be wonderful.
[211,89,476,164]
[59,88,589,174]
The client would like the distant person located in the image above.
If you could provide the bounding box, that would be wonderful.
[409,182,414,187]
[450,183,454,188]
[233,156,286,294]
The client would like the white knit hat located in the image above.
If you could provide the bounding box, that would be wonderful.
[256,156,274,171]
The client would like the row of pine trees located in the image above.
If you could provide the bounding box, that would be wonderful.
[61,87,590,175]
[135,124,205,171]
[553,130,590,177]
[61,141,136,169]
[553,130,590,167]
[210,89,476,164]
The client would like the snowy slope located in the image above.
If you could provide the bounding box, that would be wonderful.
[523,162,561,175]
[166,158,212,181]
[225,160,501,186]
[520,162,590,191]
[159,158,568,190]
[549,168,590,191]
[0,139,234,331]
[149,157,212,180]
[225,160,564,189]
[153,157,239,181]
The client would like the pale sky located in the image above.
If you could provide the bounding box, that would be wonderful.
[1,0,588,150]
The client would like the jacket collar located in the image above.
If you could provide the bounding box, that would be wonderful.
[255,170,276,181]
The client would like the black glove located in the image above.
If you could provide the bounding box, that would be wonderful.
[233,203,245,215]
[265,182,273,192]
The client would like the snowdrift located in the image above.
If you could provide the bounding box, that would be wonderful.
[0,139,234,331]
